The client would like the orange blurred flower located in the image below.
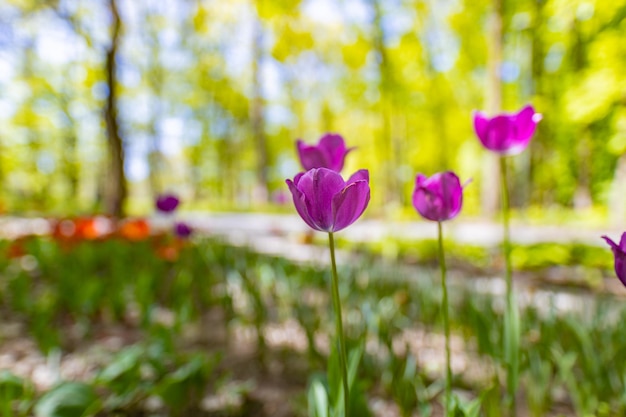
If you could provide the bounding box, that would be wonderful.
[117,218,151,241]
[153,233,185,262]
[51,216,114,242]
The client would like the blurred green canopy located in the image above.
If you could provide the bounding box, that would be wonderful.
[0,0,625,220]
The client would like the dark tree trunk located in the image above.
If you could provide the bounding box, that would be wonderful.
[103,0,127,217]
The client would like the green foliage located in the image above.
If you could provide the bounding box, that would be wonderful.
[1,235,625,415]
[34,382,99,417]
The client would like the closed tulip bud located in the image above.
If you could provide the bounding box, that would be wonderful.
[296,133,354,172]
[413,171,464,222]
[286,168,370,232]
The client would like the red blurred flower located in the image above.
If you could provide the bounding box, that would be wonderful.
[7,238,28,259]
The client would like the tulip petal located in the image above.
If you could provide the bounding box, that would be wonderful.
[296,168,346,231]
[603,234,626,286]
[415,173,427,187]
[515,105,539,141]
[346,169,369,185]
[473,111,489,144]
[619,232,626,251]
[286,178,321,231]
[297,140,329,171]
[413,186,440,221]
[603,235,620,252]
[486,115,515,153]
[319,134,349,172]
[332,180,370,232]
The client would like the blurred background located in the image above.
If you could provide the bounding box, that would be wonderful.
[0,0,625,223]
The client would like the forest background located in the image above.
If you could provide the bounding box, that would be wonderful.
[1,0,625,224]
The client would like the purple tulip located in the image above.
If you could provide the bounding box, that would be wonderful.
[286,167,370,232]
[155,193,180,213]
[413,171,464,222]
[174,221,193,239]
[473,105,542,155]
[602,233,626,286]
[296,133,354,172]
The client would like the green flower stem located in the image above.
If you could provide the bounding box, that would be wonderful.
[328,232,350,416]
[438,221,452,416]
[500,156,519,416]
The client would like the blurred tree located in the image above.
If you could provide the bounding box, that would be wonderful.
[102,0,127,216]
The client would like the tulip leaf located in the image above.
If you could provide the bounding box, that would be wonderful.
[0,370,25,400]
[307,377,329,417]
[34,382,100,417]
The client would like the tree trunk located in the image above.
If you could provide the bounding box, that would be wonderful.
[528,0,546,206]
[609,153,626,226]
[481,0,504,216]
[103,0,127,217]
[571,18,592,210]
[372,0,398,207]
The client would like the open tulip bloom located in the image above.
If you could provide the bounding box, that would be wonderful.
[286,167,370,416]
[602,233,626,287]
[473,104,542,155]
[296,133,354,172]
[412,171,465,414]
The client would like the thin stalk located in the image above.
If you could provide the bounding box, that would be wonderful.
[500,156,518,416]
[328,232,350,416]
[438,221,452,415]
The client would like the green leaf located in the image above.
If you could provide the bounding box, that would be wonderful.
[155,354,214,411]
[96,345,143,384]
[0,370,25,400]
[34,382,99,417]
[307,378,329,417]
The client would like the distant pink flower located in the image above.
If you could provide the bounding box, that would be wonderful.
[602,233,626,287]
[473,105,542,155]
[296,133,354,172]
[286,168,370,232]
[413,172,464,222]
[155,193,180,213]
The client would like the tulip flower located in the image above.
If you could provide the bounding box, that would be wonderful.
[286,166,370,416]
[473,104,542,155]
[174,221,193,239]
[473,104,541,414]
[286,168,370,233]
[155,193,180,213]
[296,133,354,172]
[412,172,464,222]
[118,218,151,241]
[412,170,465,415]
[602,233,626,286]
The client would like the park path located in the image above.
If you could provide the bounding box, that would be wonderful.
[186,211,613,253]
[0,212,614,247]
